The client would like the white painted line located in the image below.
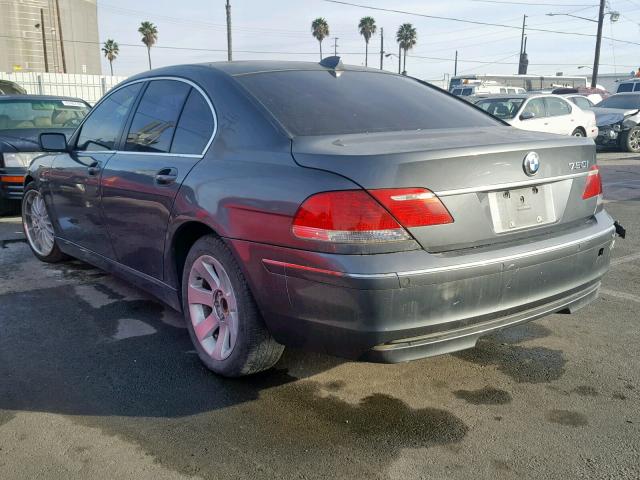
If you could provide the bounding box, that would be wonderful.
[601,289,640,304]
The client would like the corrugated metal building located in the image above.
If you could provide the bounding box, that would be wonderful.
[0,0,100,75]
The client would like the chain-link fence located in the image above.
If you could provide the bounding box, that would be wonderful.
[0,72,128,104]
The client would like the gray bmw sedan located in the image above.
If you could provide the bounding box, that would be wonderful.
[23,59,615,377]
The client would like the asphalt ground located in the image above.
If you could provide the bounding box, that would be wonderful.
[0,151,638,479]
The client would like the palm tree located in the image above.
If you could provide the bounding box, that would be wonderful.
[101,39,119,76]
[358,17,376,67]
[396,23,417,75]
[138,21,158,70]
[311,18,330,61]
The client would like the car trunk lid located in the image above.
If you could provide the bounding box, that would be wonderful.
[291,126,599,252]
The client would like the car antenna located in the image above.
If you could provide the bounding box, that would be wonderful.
[320,56,344,77]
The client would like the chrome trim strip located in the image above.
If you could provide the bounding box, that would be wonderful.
[396,226,615,278]
[76,76,217,159]
[115,151,203,159]
[435,171,589,197]
[263,225,614,281]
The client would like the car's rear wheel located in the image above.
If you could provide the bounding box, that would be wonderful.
[22,183,67,263]
[621,126,640,153]
[571,128,586,137]
[181,234,284,377]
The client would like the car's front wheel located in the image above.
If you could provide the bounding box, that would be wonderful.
[22,183,68,263]
[181,234,284,377]
[621,126,640,153]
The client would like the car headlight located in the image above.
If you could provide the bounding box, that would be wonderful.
[613,123,622,132]
[2,152,41,168]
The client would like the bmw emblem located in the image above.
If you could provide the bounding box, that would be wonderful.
[523,152,540,176]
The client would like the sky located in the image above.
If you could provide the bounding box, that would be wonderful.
[96,0,640,83]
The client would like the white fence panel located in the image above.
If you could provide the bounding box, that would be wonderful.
[0,72,127,104]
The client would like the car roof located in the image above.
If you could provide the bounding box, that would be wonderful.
[195,60,374,76]
[0,94,89,104]
[609,92,640,97]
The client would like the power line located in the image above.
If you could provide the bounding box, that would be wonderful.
[468,0,597,5]
[322,0,640,46]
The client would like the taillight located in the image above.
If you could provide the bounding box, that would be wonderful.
[582,166,602,200]
[292,188,453,243]
[369,188,453,227]
[292,190,410,243]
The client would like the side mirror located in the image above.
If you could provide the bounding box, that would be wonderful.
[519,111,535,121]
[39,132,68,152]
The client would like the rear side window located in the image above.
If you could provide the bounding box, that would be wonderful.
[546,97,571,116]
[125,80,191,153]
[635,83,640,92]
[571,96,592,109]
[171,89,215,155]
[236,71,500,136]
[76,83,142,151]
[617,83,634,92]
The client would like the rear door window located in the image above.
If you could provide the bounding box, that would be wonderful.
[125,80,191,153]
[545,97,571,116]
[618,83,634,93]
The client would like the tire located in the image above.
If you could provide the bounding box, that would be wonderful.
[620,126,640,153]
[571,128,586,137]
[21,182,68,263]
[181,234,284,377]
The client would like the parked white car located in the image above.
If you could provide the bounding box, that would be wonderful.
[475,94,598,137]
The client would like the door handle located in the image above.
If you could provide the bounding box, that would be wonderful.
[155,167,178,185]
[87,162,100,175]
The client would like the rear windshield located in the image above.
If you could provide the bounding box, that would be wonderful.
[0,99,90,130]
[476,98,525,119]
[236,70,500,136]
[597,95,640,110]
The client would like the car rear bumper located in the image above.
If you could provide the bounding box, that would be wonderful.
[0,167,26,201]
[229,210,615,362]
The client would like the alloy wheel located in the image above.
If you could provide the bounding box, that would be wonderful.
[22,190,55,257]
[629,129,640,151]
[187,255,238,361]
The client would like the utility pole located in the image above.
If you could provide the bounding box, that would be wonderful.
[333,37,338,56]
[592,0,606,88]
[226,0,232,61]
[518,14,527,74]
[54,0,66,73]
[379,27,384,70]
[38,9,49,73]
[454,50,458,76]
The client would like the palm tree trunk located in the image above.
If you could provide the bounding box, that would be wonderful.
[109,59,113,76]
[403,49,407,74]
[319,41,323,61]
[398,44,401,74]
[147,46,152,70]
[365,41,368,67]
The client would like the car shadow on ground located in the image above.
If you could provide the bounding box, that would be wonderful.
[0,255,570,478]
